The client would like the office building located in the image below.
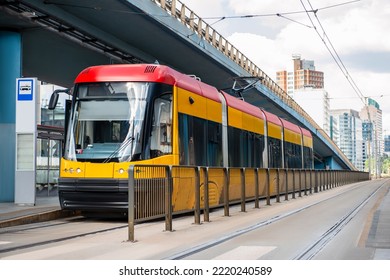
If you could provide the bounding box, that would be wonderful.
[276,54,324,96]
[330,109,364,171]
[359,98,383,176]
[293,87,330,135]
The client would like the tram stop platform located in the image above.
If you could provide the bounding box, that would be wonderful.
[0,191,76,228]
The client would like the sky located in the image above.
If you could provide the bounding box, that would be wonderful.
[179,0,390,135]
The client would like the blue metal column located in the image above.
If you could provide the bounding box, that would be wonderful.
[0,31,21,202]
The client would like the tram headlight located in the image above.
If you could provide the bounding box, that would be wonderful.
[118,168,125,174]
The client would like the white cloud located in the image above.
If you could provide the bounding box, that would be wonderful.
[226,32,290,75]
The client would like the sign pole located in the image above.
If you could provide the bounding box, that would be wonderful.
[15,78,39,205]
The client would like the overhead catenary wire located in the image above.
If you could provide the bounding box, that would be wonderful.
[44,0,361,24]
[299,0,375,172]
[299,0,367,108]
[45,0,368,110]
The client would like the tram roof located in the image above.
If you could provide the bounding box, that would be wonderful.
[279,118,302,135]
[261,110,282,126]
[300,127,312,137]
[222,92,265,120]
[74,64,222,102]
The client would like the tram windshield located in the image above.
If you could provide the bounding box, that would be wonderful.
[64,82,172,162]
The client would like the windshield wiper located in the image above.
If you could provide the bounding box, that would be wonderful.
[103,136,134,163]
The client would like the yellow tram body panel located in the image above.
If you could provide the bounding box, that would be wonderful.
[60,154,179,179]
[303,134,313,148]
[284,128,302,146]
[176,87,222,123]
[228,107,242,128]
[177,88,207,119]
[267,122,282,140]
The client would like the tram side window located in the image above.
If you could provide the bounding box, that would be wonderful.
[268,137,282,168]
[179,114,190,165]
[239,131,265,168]
[242,131,252,167]
[207,121,223,166]
[179,114,222,166]
[228,127,242,167]
[254,134,265,168]
[284,142,302,168]
[150,94,172,158]
[303,147,313,168]
[193,118,207,166]
[178,114,206,166]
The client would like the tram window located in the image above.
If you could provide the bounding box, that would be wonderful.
[284,142,302,168]
[240,131,264,168]
[207,121,222,166]
[178,114,207,166]
[303,147,313,168]
[193,118,207,166]
[298,145,303,167]
[150,94,172,158]
[179,114,225,167]
[112,122,120,142]
[242,131,250,167]
[179,114,190,165]
[228,127,242,167]
[254,134,265,168]
[242,131,255,167]
[268,137,282,168]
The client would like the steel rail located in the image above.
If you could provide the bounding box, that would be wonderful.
[165,180,385,260]
[294,178,389,260]
[0,218,127,255]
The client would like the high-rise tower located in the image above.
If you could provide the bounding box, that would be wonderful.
[276,55,324,96]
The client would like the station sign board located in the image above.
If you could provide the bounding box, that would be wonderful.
[15,78,39,205]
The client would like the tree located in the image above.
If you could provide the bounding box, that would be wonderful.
[383,156,390,176]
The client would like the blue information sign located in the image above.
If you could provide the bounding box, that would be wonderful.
[17,79,34,101]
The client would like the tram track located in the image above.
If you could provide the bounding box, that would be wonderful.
[294,179,389,260]
[166,180,389,260]
[0,217,127,255]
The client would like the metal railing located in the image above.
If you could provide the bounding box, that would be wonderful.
[151,0,356,170]
[127,165,369,241]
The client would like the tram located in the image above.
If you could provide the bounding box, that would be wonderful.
[49,64,313,212]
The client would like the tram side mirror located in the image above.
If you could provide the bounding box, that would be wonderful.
[48,92,59,110]
[48,88,71,110]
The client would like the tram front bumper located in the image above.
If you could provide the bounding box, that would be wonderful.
[58,178,129,212]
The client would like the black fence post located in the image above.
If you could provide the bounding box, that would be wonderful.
[203,167,210,222]
[285,169,289,201]
[128,165,135,242]
[292,169,296,199]
[276,168,280,203]
[266,168,271,206]
[241,168,246,212]
[194,166,201,225]
[224,167,230,216]
[165,165,173,232]
[309,170,313,194]
[255,168,260,208]
[304,169,308,196]
[298,170,302,197]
